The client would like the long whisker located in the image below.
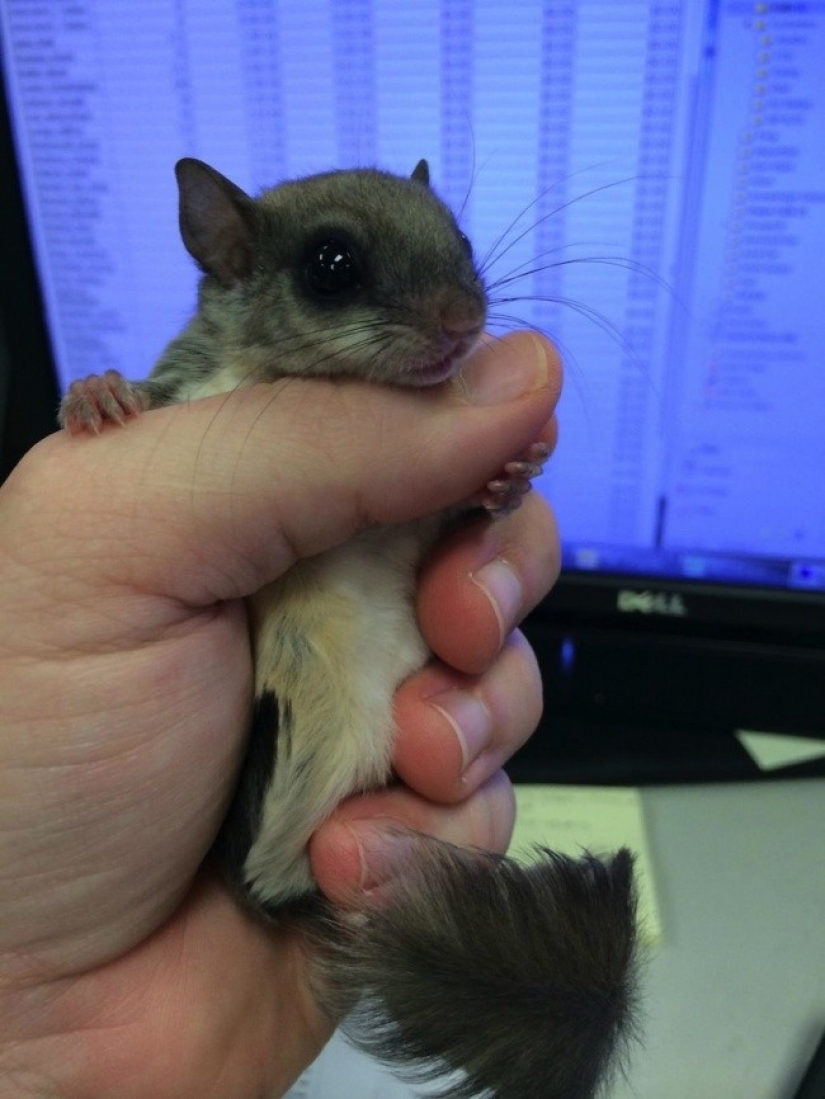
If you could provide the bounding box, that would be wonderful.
[489,289,658,395]
[475,158,636,275]
[478,175,648,278]
[490,292,634,351]
[455,125,479,224]
[239,318,397,369]
[485,310,598,428]
[487,254,677,303]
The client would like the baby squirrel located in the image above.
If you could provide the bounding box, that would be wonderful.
[60,158,638,1099]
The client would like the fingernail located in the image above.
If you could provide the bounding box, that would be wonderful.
[460,334,550,405]
[470,557,523,647]
[346,822,415,892]
[428,690,493,772]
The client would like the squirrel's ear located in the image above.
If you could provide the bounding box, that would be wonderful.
[175,158,256,286]
[411,159,430,187]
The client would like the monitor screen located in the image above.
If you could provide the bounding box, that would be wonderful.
[2,1,824,781]
[3,0,823,594]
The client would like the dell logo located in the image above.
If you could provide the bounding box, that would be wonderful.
[617,589,688,617]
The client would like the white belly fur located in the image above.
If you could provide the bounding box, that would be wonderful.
[242,519,439,905]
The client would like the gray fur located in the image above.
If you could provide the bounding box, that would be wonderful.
[311,843,638,1099]
[59,158,640,1097]
[145,159,487,405]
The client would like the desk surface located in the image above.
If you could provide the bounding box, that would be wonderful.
[287,779,825,1099]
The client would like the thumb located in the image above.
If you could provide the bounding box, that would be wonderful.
[7,332,560,606]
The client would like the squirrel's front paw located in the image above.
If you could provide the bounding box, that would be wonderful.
[477,441,550,516]
[59,370,149,435]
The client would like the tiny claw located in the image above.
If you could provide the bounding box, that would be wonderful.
[59,370,147,435]
[478,479,532,517]
[525,441,550,463]
[469,436,547,518]
[503,460,542,479]
[485,479,510,496]
[486,476,531,498]
[481,493,527,517]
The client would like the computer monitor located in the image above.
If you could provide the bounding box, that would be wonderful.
[2,1,824,782]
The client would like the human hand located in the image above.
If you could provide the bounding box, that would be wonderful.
[0,332,561,1098]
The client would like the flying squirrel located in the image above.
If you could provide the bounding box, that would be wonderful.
[59,157,639,1099]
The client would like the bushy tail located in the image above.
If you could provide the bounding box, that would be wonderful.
[308,839,640,1099]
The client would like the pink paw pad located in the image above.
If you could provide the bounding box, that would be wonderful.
[59,370,146,435]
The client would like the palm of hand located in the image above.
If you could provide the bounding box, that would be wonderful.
[1,491,328,1095]
[0,336,560,1096]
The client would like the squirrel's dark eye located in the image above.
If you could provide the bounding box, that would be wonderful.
[458,231,473,258]
[304,238,362,296]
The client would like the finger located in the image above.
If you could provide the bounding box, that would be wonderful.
[9,334,562,611]
[9,333,561,606]
[310,770,516,907]
[418,491,561,674]
[391,630,542,804]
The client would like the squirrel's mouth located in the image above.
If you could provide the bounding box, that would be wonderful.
[405,336,480,387]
